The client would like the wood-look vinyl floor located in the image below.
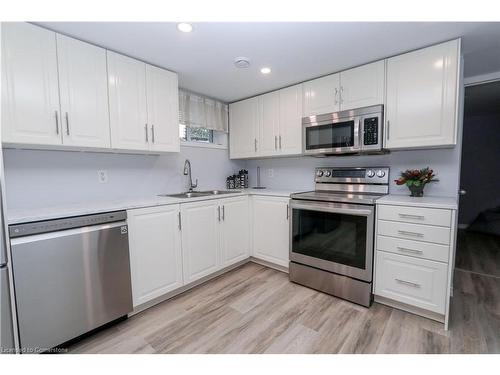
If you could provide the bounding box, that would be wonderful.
[67,261,500,354]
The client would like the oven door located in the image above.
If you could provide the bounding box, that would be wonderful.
[290,200,374,282]
[303,115,360,155]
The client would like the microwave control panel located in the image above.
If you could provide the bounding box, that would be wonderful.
[363,117,379,145]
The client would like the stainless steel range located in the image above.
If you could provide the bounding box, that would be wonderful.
[289,167,390,307]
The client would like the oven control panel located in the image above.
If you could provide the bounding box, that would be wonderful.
[315,167,390,184]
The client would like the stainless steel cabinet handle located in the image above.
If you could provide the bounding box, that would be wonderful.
[398,230,424,237]
[151,125,155,143]
[65,112,70,135]
[395,279,421,288]
[145,124,148,142]
[396,246,423,255]
[274,135,277,150]
[340,86,344,104]
[178,212,181,230]
[387,120,390,140]
[399,213,425,220]
[222,205,225,221]
[54,110,60,135]
[286,204,289,220]
[254,138,257,152]
[279,135,282,149]
[334,88,338,105]
[217,206,221,222]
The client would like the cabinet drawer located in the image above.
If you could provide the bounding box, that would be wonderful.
[378,205,451,227]
[377,235,449,263]
[377,220,451,245]
[375,251,448,314]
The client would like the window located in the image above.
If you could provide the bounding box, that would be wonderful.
[179,124,214,143]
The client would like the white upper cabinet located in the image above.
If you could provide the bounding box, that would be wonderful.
[258,91,280,157]
[385,39,460,149]
[145,64,180,153]
[1,23,61,146]
[56,34,111,148]
[128,205,183,307]
[339,60,385,111]
[279,84,303,155]
[107,51,149,151]
[303,73,340,116]
[229,97,259,159]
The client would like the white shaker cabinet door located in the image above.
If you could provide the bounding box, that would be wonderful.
[258,91,280,157]
[107,51,149,151]
[181,200,221,284]
[220,197,250,267]
[252,196,290,268]
[385,39,460,149]
[340,60,385,111]
[146,64,180,153]
[279,84,303,156]
[128,205,183,307]
[303,73,340,117]
[229,97,259,159]
[57,34,111,148]
[1,22,62,146]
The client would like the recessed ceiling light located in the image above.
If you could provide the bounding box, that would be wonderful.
[234,57,251,69]
[177,23,193,33]
[260,67,272,75]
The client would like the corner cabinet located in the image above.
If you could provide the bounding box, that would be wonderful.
[251,196,290,268]
[385,39,460,150]
[229,84,303,159]
[127,205,183,307]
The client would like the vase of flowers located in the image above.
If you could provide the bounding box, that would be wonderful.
[394,167,438,197]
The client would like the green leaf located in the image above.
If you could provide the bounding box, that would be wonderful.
[406,180,413,186]
[414,180,421,187]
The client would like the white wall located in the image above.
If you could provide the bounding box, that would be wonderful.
[246,147,462,197]
[3,146,244,210]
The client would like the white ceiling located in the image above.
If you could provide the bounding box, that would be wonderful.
[37,22,500,102]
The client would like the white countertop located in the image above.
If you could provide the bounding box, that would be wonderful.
[7,189,298,225]
[376,194,458,210]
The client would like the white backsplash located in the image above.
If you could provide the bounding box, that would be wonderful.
[3,146,245,210]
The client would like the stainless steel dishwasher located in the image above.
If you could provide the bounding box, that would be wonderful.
[9,211,133,352]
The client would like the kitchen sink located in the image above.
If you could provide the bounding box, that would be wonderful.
[158,190,240,199]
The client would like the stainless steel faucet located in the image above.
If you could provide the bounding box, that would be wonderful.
[183,159,198,192]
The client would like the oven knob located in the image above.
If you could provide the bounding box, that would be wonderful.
[324,170,331,177]
[316,170,324,177]
[366,169,375,178]
[376,170,386,178]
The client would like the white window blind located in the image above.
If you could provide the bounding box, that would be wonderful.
[179,90,228,132]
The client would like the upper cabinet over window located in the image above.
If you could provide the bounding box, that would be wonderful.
[385,39,460,150]
[303,60,385,117]
[1,22,179,154]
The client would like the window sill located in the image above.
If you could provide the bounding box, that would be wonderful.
[180,141,228,150]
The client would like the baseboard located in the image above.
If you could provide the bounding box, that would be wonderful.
[249,257,289,273]
[374,295,445,324]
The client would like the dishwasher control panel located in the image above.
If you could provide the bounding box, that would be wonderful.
[9,211,127,238]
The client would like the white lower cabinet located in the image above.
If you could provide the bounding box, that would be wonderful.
[374,202,457,328]
[181,200,220,284]
[127,205,183,307]
[220,196,250,267]
[251,196,290,268]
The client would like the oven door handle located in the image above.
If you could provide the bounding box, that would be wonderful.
[290,201,373,217]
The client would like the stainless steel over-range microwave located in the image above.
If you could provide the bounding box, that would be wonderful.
[303,105,384,156]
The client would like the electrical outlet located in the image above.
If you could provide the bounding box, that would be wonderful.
[97,170,108,183]
[267,168,274,178]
